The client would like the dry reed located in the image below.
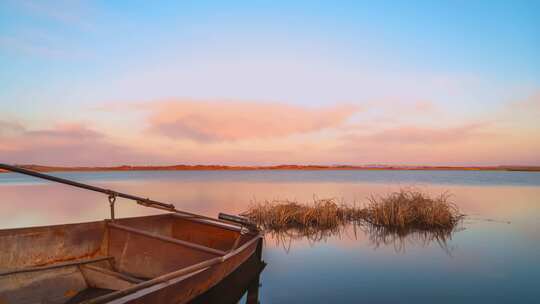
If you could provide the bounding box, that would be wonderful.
[243,189,463,233]
[363,190,461,230]
[243,198,351,231]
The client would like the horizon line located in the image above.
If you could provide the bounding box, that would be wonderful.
[1,163,539,173]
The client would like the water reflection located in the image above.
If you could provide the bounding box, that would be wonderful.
[364,224,465,255]
[264,220,465,255]
[0,173,537,231]
[1,171,539,303]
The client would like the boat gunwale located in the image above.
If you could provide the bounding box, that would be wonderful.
[0,214,168,235]
[0,212,251,235]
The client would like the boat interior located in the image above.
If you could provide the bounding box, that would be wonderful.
[0,213,255,304]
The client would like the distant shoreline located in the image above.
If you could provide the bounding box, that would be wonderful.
[1,164,539,173]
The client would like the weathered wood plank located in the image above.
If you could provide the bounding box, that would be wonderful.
[80,265,138,291]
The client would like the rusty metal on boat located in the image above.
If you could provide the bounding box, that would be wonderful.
[0,164,264,304]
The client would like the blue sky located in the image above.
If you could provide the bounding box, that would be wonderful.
[0,0,539,165]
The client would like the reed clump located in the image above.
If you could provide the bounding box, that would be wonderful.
[243,198,350,231]
[364,190,461,230]
[243,190,463,233]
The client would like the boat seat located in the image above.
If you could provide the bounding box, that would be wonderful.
[80,264,143,291]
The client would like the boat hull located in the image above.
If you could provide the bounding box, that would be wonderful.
[110,237,261,304]
[0,214,263,304]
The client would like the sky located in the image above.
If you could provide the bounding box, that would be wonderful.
[1,0,539,166]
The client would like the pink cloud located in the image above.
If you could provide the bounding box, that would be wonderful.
[0,121,25,135]
[147,100,359,142]
[356,122,490,145]
[334,120,540,165]
[0,122,159,166]
[2,93,539,166]
[24,123,104,140]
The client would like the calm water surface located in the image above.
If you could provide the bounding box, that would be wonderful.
[1,170,539,303]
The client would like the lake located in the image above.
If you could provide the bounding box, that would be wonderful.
[1,170,539,303]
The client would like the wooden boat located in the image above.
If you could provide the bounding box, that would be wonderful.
[0,164,263,304]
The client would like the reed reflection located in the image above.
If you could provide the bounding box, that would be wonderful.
[363,223,465,255]
[263,220,464,255]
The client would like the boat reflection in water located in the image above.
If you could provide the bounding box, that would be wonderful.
[190,251,266,304]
